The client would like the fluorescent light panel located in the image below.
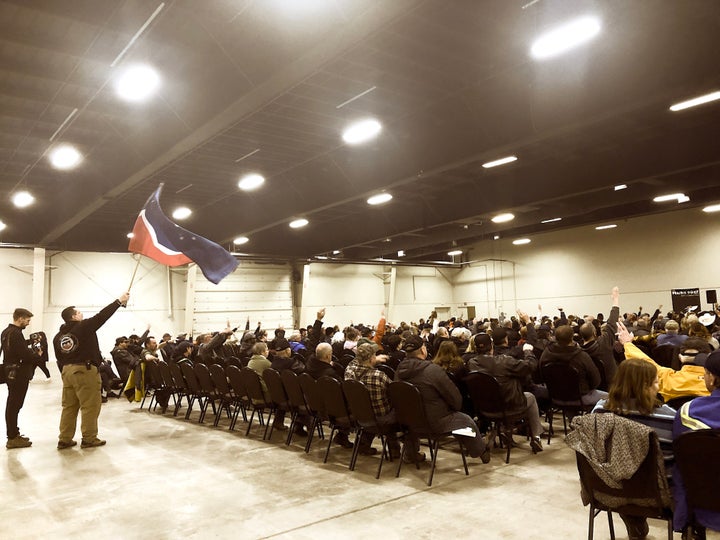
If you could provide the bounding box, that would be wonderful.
[172,207,191,220]
[233,236,249,245]
[541,217,562,224]
[342,119,382,145]
[653,193,687,203]
[0,220,6,232]
[670,91,720,112]
[491,213,515,223]
[448,250,462,256]
[367,193,392,205]
[703,204,720,213]
[530,16,602,60]
[289,218,308,229]
[513,238,531,245]
[614,184,627,191]
[482,155,517,168]
[595,224,617,230]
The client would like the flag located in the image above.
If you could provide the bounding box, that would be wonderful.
[128,185,238,284]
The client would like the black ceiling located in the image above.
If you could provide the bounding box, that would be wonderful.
[1,0,720,264]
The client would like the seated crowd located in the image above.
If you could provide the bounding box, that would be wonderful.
[104,287,719,539]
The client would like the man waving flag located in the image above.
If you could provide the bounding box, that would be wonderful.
[128,185,238,284]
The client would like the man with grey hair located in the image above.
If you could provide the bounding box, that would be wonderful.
[657,320,687,348]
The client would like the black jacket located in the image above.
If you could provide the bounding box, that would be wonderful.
[1,324,37,379]
[305,355,339,380]
[539,342,601,395]
[395,356,462,428]
[580,306,619,389]
[468,352,535,410]
[53,300,122,368]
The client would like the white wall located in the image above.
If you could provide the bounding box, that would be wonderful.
[2,206,718,360]
[457,206,720,318]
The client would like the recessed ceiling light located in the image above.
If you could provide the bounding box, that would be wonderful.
[513,238,531,245]
[49,144,82,170]
[289,218,309,229]
[530,16,602,60]
[316,255,328,260]
[342,118,382,145]
[0,220,6,232]
[126,232,134,239]
[614,184,627,191]
[238,173,265,191]
[172,207,192,220]
[482,155,517,169]
[367,193,393,205]
[491,213,515,223]
[541,217,562,224]
[595,224,617,230]
[233,236,249,245]
[702,204,720,213]
[332,250,341,255]
[493,235,500,240]
[115,64,160,102]
[13,191,34,208]
[448,250,463,256]
[670,91,720,112]
[653,193,687,203]
[397,250,405,257]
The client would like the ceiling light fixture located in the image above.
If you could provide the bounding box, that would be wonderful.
[670,91,720,112]
[115,64,161,102]
[172,207,192,220]
[49,144,82,170]
[238,173,265,191]
[530,16,602,60]
[289,218,309,229]
[491,212,515,223]
[702,204,720,213]
[342,118,382,145]
[233,236,249,245]
[126,232,134,239]
[482,155,518,168]
[13,191,34,208]
[653,193,688,203]
[448,250,463,256]
[493,235,500,240]
[332,250,341,255]
[512,238,531,245]
[397,250,405,257]
[367,193,392,205]
[614,184,627,191]
[540,217,562,224]
[595,224,617,230]
[0,220,6,232]
[316,255,328,260]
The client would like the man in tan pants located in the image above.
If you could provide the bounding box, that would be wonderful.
[53,292,129,449]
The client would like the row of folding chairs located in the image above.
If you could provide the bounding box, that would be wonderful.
[140,360,468,485]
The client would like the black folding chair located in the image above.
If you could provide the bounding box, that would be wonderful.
[575,429,672,540]
[673,428,720,535]
[237,367,273,438]
[317,376,358,468]
[193,363,218,424]
[262,368,290,442]
[542,362,594,443]
[298,373,326,452]
[225,365,250,430]
[342,379,396,478]
[180,362,203,420]
[168,362,190,417]
[208,363,235,427]
[465,371,530,463]
[388,380,468,486]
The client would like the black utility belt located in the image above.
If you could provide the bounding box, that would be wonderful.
[65,362,95,369]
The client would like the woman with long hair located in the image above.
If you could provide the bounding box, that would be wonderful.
[432,340,467,379]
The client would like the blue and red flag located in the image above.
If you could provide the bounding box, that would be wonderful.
[128,185,238,284]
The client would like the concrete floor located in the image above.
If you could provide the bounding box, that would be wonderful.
[1,371,716,540]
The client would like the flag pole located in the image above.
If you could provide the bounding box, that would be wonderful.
[128,255,142,292]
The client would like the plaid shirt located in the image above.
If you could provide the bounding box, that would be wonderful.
[344,359,392,417]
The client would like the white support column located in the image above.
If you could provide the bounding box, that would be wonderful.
[31,247,46,332]
[387,265,397,323]
[183,264,197,336]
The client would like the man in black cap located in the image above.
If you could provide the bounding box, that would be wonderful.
[395,335,491,463]
[1,308,41,449]
[54,292,129,449]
